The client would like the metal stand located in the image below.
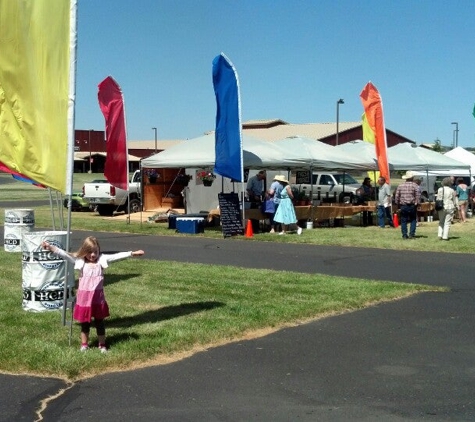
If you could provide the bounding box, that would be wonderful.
[65,296,76,346]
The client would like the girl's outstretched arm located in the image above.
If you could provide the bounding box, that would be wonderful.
[102,250,145,264]
[41,241,75,263]
[41,241,56,252]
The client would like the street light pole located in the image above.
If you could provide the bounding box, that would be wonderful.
[336,99,344,146]
[152,127,157,153]
[451,122,459,148]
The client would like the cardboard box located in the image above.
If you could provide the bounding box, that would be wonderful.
[176,217,205,234]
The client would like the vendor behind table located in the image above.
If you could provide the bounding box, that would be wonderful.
[246,170,266,206]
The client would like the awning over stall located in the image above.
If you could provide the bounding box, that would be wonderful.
[273,136,375,170]
[387,143,470,171]
[141,133,305,169]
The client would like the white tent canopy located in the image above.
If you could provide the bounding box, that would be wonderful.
[141,132,307,214]
[444,147,475,174]
[334,140,378,169]
[273,137,375,212]
[273,136,375,170]
[336,140,471,172]
[387,143,470,171]
[141,133,305,170]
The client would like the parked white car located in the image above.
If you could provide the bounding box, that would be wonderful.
[295,172,361,203]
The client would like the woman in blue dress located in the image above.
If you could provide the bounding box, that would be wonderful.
[455,177,469,223]
[273,177,302,235]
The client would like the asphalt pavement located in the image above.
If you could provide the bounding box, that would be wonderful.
[1,228,475,421]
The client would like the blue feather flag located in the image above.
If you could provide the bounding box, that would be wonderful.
[212,53,243,182]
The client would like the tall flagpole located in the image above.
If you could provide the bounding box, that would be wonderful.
[123,91,131,223]
[62,0,78,325]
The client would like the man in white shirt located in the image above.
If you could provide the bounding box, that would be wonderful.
[377,176,394,228]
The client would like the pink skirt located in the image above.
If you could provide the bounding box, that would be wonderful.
[73,288,110,322]
[73,302,110,323]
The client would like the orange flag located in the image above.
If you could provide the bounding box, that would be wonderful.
[360,82,390,184]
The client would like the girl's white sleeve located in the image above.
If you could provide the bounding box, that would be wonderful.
[53,247,76,264]
[99,251,133,268]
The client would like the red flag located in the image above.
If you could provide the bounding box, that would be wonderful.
[359,82,390,184]
[0,163,45,188]
[98,76,129,191]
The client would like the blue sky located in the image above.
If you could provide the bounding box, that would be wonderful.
[75,0,475,147]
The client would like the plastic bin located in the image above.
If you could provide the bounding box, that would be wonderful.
[22,231,74,312]
[4,209,35,252]
[176,217,205,234]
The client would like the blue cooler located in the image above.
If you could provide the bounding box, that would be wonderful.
[168,213,208,229]
[176,217,205,234]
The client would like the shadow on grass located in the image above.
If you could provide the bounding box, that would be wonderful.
[104,273,142,286]
[106,301,225,328]
[104,331,140,347]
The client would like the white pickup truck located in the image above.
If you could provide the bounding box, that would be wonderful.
[295,172,362,203]
[83,170,142,216]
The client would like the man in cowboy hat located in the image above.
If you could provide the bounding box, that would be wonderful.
[394,171,421,239]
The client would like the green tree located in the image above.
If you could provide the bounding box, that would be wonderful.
[432,138,443,152]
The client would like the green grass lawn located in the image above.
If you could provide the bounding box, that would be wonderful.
[0,251,439,381]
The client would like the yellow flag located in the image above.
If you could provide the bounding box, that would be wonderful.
[0,1,73,192]
[367,171,379,184]
[361,113,375,144]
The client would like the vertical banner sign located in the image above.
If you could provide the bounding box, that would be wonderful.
[98,76,129,191]
[360,82,390,184]
[0,1,73,193]
[212,53,243,182]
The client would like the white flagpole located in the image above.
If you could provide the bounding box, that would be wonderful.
[62,0,78,325]
[122,89,131,223]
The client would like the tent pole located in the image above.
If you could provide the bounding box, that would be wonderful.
[373,170,377,200]
[139,162,143,225]
[309,166,314,222]
[470,169,473,214]
[241,183,246,234]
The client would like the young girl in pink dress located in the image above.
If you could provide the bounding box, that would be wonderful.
[42,236,144,353]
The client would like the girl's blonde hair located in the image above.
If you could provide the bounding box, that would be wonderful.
[75,236,101,260]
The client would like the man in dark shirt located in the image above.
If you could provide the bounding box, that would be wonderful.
[394,171,421,239]
[246,170,266,204]
[356,177,374,226]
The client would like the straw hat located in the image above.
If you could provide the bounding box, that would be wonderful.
[402,170,415,180]
[273,175,289,184]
